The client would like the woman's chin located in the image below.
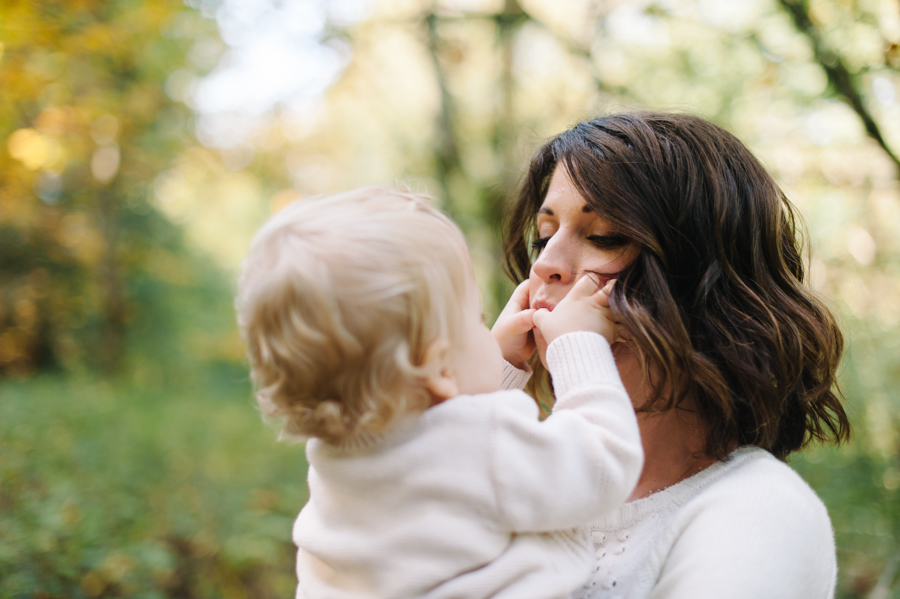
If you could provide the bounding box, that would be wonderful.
[535,333,548,368]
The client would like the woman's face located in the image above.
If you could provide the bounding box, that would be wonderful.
[528,165,640,364]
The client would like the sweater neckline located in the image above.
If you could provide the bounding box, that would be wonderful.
[595,446,768,529]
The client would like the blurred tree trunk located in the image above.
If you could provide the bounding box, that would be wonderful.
[494,0,524,183]
[425,8,463,217]
[488,0,526,303]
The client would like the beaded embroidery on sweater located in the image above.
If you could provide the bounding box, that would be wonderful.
[573,446,837,599]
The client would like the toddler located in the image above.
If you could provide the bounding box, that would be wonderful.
[236,187,642,599]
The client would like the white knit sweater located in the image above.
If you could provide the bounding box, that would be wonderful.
[573,445,837,599]
[293,332,643,599]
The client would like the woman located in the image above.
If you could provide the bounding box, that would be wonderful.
[494,112,850,598]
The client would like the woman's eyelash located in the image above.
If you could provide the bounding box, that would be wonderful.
[531,234,628,252]
[588,234,629,248]
[531,237,550,251]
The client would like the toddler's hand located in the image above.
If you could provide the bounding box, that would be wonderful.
[491,280,536,371]
[532,276,618,346]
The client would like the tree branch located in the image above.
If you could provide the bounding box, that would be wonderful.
[513,10,630,99]
[778,0,900,175]
[422,8,628,98]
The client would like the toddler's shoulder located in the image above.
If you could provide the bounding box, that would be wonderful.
[435,389,539,418]
[422,391,543,445]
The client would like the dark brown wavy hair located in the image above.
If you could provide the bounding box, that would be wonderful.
[504,112,850,460]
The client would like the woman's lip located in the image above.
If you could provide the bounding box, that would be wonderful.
[532,300,555,312]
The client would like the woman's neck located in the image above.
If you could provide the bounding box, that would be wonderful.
[628,406,717,501]
[611,341,720,501]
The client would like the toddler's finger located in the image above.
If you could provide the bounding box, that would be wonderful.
[507,308,536,335]
[602,279,616,295]
[499,280,531,317]
[594,279,616,308]
[569,273,602,299]
[531,308,550,331]
[509,280,531,311]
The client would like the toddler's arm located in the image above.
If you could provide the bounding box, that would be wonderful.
[489,277,642,532]
[500,361,531,391]
[489,334,642,533]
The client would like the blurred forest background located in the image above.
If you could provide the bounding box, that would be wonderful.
[1,0,899,597]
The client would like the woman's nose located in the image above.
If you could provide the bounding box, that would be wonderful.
[531,236,575,285]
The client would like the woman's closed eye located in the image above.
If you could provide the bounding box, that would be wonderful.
[531,237,550,252]
[587,234,629,249]
[530,234,629,253]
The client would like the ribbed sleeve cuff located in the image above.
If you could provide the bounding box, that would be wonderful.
[546,332,621,398]
[501,360,532,391]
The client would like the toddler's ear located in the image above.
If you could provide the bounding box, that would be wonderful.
[421,338,459,402]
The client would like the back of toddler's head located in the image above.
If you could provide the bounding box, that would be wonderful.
[237,187,470,445]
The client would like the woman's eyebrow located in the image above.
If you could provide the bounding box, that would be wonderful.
[582,204,594,213]
[537,206,553,216]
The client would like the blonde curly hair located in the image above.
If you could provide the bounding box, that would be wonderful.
[237,187,471,445]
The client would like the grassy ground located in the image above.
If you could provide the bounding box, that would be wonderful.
[1,373,897,598]
[0,373,307,599]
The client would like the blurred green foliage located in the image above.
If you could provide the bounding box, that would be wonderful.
[1,0,900,597]
[0,0,220,375]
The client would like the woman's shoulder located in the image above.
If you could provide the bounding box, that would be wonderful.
[640,447,837,598]
[687,446,828,514]
[668,446,834,554]
[584,447,836,598]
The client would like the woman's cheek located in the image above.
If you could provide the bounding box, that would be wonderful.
[528,273,541,305]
